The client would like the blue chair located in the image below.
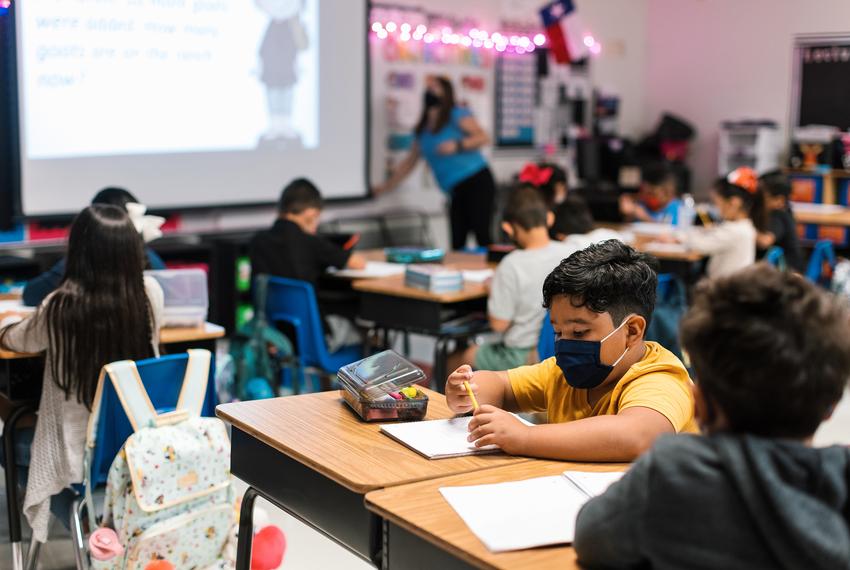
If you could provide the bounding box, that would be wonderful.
[765,246,786,269]
[538,312,556,361]
[89,352,217,486]
[806,240,836,287]
[263,276,362,390]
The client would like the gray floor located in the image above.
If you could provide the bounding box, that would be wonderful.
[2,388,848,570]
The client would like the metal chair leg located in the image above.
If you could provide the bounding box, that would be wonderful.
[70,498,89,570]
[24,536,40,570]
[4,405,34,570]
[235,487,259,570]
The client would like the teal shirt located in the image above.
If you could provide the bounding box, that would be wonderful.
[639,198,681,225]
[417,107,488,193]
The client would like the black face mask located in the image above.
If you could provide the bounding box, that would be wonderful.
[424,91,442,109]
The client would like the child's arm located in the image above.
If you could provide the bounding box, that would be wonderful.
[756,231,776,249]
[574,453,651,567]
[468,406,675,460]
[445,366,518,414]
[619,194,652,222]
[346,253,367,270]
[682,224,740,254]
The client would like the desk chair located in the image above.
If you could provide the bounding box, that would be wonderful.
[806,240,836,287]
[264,276,362,391]
[765,246,786,269]
[23,351,217,570]
[538,312,556,361]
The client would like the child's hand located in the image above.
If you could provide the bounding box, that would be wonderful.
[619,193,637,217]
[467,405,530,455]
[437,140,460,155]
[446,365,477,413]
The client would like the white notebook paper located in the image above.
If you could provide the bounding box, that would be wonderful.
[379,415,531,459]
[328,261,406,279]
[439,470,626,552]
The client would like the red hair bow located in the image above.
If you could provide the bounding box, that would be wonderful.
[727,167,758,194]
[519,163,554,187]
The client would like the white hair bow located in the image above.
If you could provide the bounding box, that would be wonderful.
[125,202,165,243]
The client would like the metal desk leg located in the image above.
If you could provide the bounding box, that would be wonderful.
[235,487,258,570]
[4,405,34,570]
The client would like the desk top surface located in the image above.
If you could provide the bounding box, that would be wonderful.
[216,389,529,494]
[366,459,628,570]
[0,322,225,359]
[352,251,491,303]
[794,207,850,227]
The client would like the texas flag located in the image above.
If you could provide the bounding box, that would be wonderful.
[540,0,588,64]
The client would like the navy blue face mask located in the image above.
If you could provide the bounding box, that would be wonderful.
[555,318,631,390]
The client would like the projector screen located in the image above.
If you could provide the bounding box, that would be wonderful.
[14,0,368,216]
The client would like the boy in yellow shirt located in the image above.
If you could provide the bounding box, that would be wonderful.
[446,240,698,461]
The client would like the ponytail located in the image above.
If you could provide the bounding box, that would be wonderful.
[720,167,768,231]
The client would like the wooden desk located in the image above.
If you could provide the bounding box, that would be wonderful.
[366,460,628,570]
[216,389,530,568]
[794,207,850,227]
[596,223,705,263]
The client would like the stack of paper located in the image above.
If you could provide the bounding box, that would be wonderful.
[380,415,532,459]
[439,469,626,552]
[404,265,463,293]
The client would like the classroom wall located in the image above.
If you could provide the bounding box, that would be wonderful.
[365,0,650,239]
[645,0,850,194]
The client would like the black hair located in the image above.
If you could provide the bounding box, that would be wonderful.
[551,195,594,237]
[502,186,549,231]
[680,264,850,438]
[415,76,456,135]
[91,187,139,210]
[713,177,769,232]
[641,162,676,188]
[1,205,155,409]
[542,240,658,325]
[759,171,792,199]
[278,178,323,214]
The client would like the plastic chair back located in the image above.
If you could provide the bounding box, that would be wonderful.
[89,353,217,485]
[264,276,330,368]
[806,240,837,287]
[765,246,786,270]
[538,312,555,361]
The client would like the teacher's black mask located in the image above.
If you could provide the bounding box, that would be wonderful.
[424,90,442,109]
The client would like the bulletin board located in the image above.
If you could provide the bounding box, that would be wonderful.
[792,35,850,131]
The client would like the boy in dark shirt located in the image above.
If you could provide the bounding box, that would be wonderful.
[250,178,366,345]
[756,172,805,272]
[574,265,850,570]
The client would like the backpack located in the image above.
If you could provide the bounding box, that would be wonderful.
[85,349,235,570]
[228,275,300,399]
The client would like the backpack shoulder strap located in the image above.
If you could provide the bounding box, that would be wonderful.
[176,348,211,416]
[103,359,158,432]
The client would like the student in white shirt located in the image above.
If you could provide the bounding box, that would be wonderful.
[675,167,767,278]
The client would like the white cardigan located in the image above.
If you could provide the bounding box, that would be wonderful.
[0,276,163,543]
[682,219,756,278]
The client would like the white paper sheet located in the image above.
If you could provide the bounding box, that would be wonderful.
[439,476,589,552]
[439,470,627,552]
[563,470,625,498]
[380,415,531,459]
[328,261,406,279]
[461,269,495,283]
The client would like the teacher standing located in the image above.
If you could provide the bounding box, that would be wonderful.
[374,75,496,250]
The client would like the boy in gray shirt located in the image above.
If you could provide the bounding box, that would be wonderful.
[574,264,850,570]
[449,188,576,371]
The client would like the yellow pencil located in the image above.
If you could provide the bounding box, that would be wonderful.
[697,209,713,228]
[463,380,480,411]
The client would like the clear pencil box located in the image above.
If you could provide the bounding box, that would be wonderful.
[338,350,429,422]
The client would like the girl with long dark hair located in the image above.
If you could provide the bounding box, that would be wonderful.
[374,75,496,249]
[0,204,164,544]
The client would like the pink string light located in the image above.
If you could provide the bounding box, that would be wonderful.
[370,18,548,54]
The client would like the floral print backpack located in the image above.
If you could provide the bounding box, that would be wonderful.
[84,349,236,570]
